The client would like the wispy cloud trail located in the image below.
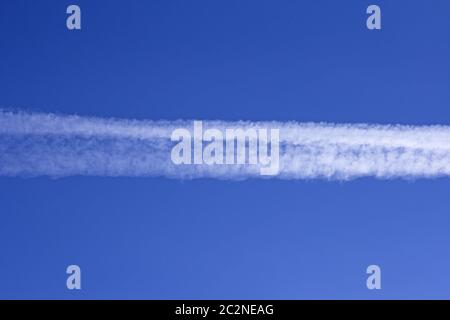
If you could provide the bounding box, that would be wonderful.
[1,110,450,179]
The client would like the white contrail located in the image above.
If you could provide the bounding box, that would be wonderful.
[1,110,450,179]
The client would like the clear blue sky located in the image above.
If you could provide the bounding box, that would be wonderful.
[1,0,450,299]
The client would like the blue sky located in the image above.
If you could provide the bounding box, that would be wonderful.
[1,0,450,299]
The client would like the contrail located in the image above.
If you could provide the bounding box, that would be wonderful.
[1,110,450,179]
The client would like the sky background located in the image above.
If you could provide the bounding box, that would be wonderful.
[1,0,450,299]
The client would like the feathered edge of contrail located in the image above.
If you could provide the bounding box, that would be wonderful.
[1,109,450,180]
